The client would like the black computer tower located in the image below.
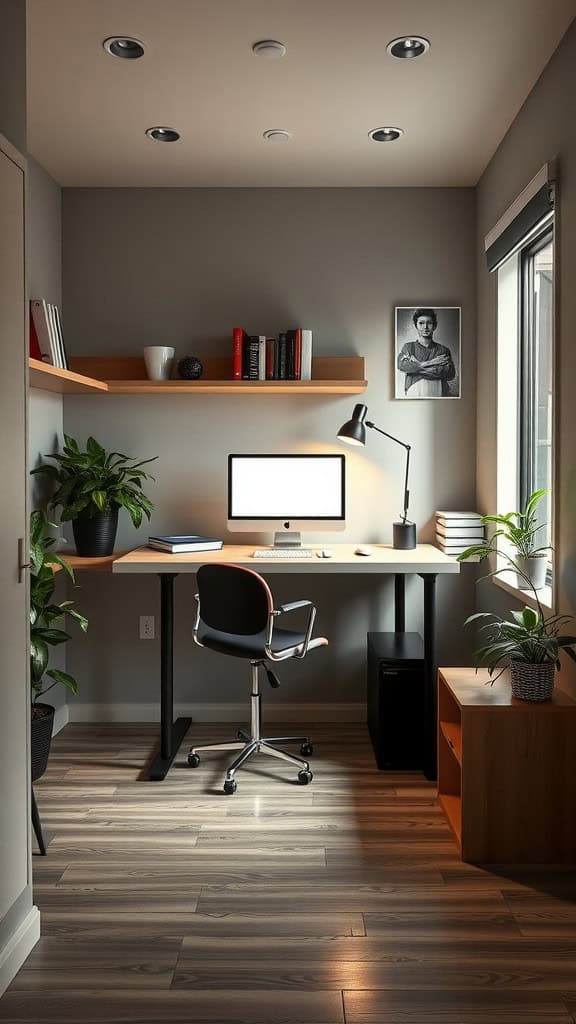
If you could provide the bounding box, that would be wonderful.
[367,631,426,770]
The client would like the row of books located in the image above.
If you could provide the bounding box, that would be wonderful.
[29,299,69,369]
[232,327,312,381]
[148,535,223,553]
[435,510,485,561]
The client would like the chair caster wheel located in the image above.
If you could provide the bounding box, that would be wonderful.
[187,753,200,768]
[298,769,313,785]
[300,742,313,757]
[223,779,237,795]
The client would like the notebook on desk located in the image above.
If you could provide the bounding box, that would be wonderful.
[148,535,223,553]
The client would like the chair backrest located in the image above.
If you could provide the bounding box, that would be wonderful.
[197,564,273,636]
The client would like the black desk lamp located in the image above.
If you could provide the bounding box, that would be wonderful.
[337,403,416,550]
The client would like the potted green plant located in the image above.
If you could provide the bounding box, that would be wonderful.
[30,510,87,785]
[464,488,549,591]
[465,604,576,702]
[32,434,157,556]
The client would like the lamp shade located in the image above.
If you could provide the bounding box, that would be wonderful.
[337,403,367,446]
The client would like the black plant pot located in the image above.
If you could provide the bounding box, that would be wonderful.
[72,507,119,556]
[31,703,54,783]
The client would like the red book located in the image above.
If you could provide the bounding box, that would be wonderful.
[29,314,43,360]
[294,328,302,380]
[232,327,245,380]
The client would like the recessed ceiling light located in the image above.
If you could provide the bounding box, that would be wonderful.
[146,127,180,142]
[368,127,404,143]
[387,36,430,59]
[263,129,292,143]
[103,36,145,59]
[252,39,287,59]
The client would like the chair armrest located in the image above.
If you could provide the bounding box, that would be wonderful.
[275,599,313,615]
[267,600,317,661]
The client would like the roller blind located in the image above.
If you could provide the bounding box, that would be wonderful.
[484,162,556,273]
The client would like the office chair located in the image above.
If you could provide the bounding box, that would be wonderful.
[187,563,328,794]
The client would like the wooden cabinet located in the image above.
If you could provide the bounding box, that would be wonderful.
[437,667,576,863]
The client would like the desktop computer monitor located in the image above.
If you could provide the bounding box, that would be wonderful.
[228,453,345,546]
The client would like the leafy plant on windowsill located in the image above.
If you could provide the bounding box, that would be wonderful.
[31,434,157,528]
[457,488,550,597]
[464,604,576,684]
[30,510,88,708]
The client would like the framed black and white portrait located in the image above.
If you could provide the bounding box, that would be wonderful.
[394,306,461,400]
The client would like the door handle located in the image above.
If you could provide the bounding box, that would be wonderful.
[18,537,31,583]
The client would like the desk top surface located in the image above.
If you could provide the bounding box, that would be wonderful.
[112,543,460,574]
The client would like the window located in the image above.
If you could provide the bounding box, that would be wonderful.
[496,221,554,604]
[520,231,553,554]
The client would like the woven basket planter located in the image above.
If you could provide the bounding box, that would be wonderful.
[510,659,555,702]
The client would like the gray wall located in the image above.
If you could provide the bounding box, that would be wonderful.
[0,0,26,153]
[61,187,477,711]
[27,157,68,718]
[476,19,576,696]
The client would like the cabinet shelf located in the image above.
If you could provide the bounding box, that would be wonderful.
[439,720,462,765]
[29,355,366,396]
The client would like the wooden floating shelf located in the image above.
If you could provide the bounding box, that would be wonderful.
[29,355,366,396]
[29,358,108,395]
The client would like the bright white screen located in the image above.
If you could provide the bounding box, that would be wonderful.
[229,456,344,519]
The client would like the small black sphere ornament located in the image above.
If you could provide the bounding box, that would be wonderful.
[177,355,203,380]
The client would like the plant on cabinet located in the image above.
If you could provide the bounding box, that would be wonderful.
[32,434,157,556]
[464,604,576,702]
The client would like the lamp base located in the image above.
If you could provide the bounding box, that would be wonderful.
[393,521,416,550]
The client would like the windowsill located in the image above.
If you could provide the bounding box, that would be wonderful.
[493,573,554,615]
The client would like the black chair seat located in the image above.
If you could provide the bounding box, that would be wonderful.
[198,625,307,660]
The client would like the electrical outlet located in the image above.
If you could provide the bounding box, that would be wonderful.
[139,615,155,640]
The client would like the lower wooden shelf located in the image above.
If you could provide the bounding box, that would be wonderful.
[50,553,119,572]
[438,792,462,846]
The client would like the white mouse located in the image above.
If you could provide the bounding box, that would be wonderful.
[355,545,373,557]
[317,549,333,558]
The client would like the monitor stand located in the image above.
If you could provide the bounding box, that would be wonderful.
[273,531,302,548]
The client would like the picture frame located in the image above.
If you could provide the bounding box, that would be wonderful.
[394,306,461,400]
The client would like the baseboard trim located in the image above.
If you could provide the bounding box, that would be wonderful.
[67,702,365,724]
[0,906,40,997]
[52,704,69,736]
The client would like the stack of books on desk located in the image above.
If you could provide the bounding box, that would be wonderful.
[148,535,223,554]
[435,511,485,561]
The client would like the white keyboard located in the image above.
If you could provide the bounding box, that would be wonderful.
[252,549,314,559]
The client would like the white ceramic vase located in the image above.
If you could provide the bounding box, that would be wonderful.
[515,554,547,591]
[143,346,175,381]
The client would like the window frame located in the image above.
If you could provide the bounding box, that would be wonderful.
[494,217,557,613]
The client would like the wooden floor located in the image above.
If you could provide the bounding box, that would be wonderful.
[2,722,576,1023]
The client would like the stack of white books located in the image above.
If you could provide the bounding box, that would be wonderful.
[435,511,485,561]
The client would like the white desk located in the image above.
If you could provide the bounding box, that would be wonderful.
[113,544,459,780]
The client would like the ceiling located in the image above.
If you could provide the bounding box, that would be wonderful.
[27,0,575,188]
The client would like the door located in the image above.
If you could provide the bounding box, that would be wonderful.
[0,135,30,923]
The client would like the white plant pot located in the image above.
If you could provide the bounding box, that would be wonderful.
[515,554,547,591]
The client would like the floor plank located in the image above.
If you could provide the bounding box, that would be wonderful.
[2,722,575,1024]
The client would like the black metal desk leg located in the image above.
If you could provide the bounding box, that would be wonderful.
[422,573,438,782]
[147,573,191,781]
[394,574,406,633]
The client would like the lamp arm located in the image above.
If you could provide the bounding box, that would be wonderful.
[366,421,412,523]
